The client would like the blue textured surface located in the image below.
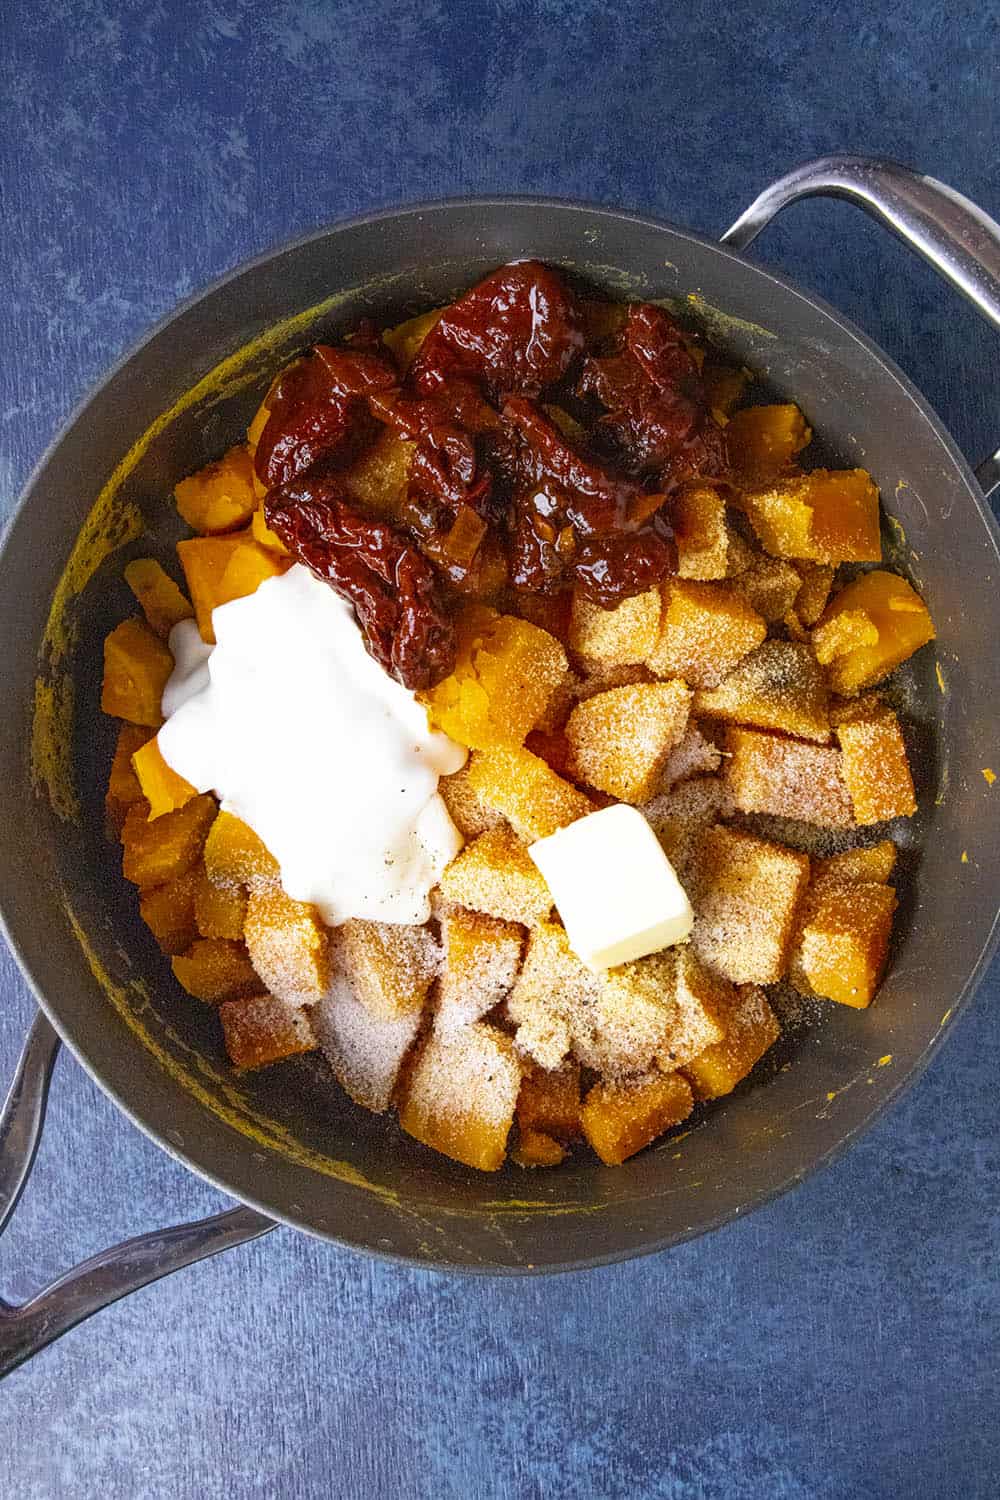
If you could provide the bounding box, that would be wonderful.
[2,4,998,1496]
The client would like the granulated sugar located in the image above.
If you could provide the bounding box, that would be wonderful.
[312,975,424,1112]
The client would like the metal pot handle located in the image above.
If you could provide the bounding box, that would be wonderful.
[722,154,1000,498]
[0,1012,275,1377]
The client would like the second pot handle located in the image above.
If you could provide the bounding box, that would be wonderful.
[722,154,1000,336]
[0,1011,276,1378]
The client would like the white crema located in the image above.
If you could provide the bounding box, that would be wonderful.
[158,564,466,925]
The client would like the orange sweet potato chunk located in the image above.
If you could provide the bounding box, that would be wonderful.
[203,810,280,889]
[101,618,175,727]
[516,1062,582,1142]
[672,486,733,580]
[581,1072,693,1165]
[251,505,290,555]
[726,404,811,480]
[193,866,248,940]
[174,445,257,534]
[813,571,935,695]
[467,746,593,840]
[219,994,317,1071]
[123,558,193,638]
[138,868,200,955]
[131,737,197,820]
[177,531,287,644]
[106,723,152,835]
[724,726,854,828]
[683,985,780,1100]
[400,1023,522,1171]
[743,469,881,563]
[382,308,444,370]
[244,887,330,1006]
[834,698,916,824]
[171,938,261,1004]
[791,879,897,1008]
[646,579,766,689]
[121,793,216,890]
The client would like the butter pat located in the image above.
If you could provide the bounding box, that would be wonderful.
[528,804,694,970]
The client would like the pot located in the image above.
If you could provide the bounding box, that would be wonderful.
[2,157,999,1375]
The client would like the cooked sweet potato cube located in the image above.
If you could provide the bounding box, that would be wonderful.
[138,868,199,954]
[812,609,880,666]
[791,879,897,1007]
[399,1022,522,1170]
[174,445,257,534]
[382,307,443,370]
[833,699,916,823]
[568,586,661,667]
[565,680,692,803]
[573,953,679,1077]
[439,827,552,926]
[177,531,287,644]
[131,737,197,820]
[683,985,780,1099]
[311,976,424,1112]
[642,776,733,884]
[171,937,260,1003]
[121,793,216,889]
[815,840,897,886]
[731,553,803,622]
[516,1062,581,1141]
[250,505,290,555]
[672,486,733,580]
[507,920,599,1069]
[793,563,835,628]
[659,724,722,789]
[421,606,569,751]
[694,640,831,743]
[244,887,329,1006]
[203,810,279,889]
[106,723,151,835]
[193,866,247,940]
[512,1129,567,1167]
[657,947,733,1070]
[692,825,810,984]
[437,907,523,1029]
[742,469,881,563]
[812,570,935,694]
[437,764,503,841]
[101,617,174,728]
[123,558,193,638]
[581,1071,693,1165]
[724,726,854,827]
[219,993,316,1071]
[647,579,766,689]
[342,428,415,520]
[726,404,811,480]
[467,747,593,841]
[338,918,439,1018]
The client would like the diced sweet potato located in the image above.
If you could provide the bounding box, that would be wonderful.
[833,698,916,823]
[171,937,260,1003]
[138,868,200,954]
[814,840,897,887]
[726,404,811,480]
[568,586,661,667]
[439,827,552,926]
[312,976,425,1112]
[400,1022,522,1171]
[572,952,679,1077]
[512,1129,567,1167]
[691,824,810,984]
[742,468,881,563]
[507,920,599,1069]
[642,776,733,885]
[658,947,732,1069]
[694,640,831,743]
[174,445,257,534]
[581,1071,693,1165]
[123,558,193,638]
[251,505,290,555]
[436,907,523,1029]
[516,1062,581,1141]
[244,887,330,1006]
[724,726,854,828]
[193,866,247,940]
[673,486,734,580]
[565,680,692,803]
[219,993,316,1071]
[342,429,415,521]
[646,579,766,689]
[177,531,287,644]
[338,918,439,1018]
[121,793,216,890]
[437,764,503,840]
[793,563,835,628]
[683,985,780,1099]
[101,617,174,727]
[203,810,280,889]
[791,879,897,1007]
[382,307,443,370]
[467,747,593,840]
[659,723,722,789]
[421,606,569,751]
[731,553,803,622]
[131,737,197,820]
[812,570,935,695]
[812,609,880,667]
[106,723,151,835]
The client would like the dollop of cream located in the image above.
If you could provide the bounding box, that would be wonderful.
[158,564,466,925]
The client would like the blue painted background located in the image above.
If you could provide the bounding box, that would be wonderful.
[2,3,998,1496]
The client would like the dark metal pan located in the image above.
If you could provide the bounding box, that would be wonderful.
[2,157,999,1375]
